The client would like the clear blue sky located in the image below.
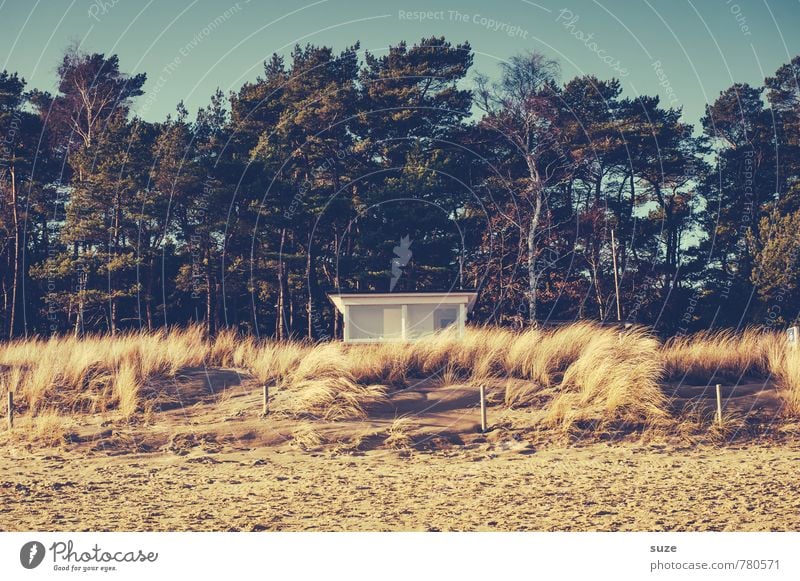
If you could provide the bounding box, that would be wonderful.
[1,0,798,127]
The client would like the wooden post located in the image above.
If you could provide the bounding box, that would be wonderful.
[262,384,269,417]
[7,391,12,431]
[479,384,487,433]
[715,384,723,427]
[611,229,622,323]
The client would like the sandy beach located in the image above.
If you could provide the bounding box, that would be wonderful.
[3,439,799,532]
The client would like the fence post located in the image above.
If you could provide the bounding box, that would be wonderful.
[479,384,487,433]
[715,384,723,427]
[7,392,12,431]
[262,384,269,417]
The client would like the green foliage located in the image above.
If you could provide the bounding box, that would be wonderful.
[749,210,800,322]
[0,44,799,338]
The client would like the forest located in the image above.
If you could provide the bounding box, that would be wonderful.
[1,38,799,340]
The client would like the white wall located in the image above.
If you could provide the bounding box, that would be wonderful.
[407,304,434,339]
[348,305,402,340]
[347,303,461,342]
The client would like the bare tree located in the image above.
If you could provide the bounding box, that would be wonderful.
[476,52,572,323]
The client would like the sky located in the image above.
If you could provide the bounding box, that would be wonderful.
[1,0,799,127]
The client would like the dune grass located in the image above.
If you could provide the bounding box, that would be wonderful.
[114,362,141,420]
[384,416,416,450]
[662,328,800,418]
[662,329,777,383]
[0,327,209,418]
[766,341,800,417]
[1,322,798,448]
[543,326,668,431]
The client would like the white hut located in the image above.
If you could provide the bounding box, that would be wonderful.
[327,291,478,343]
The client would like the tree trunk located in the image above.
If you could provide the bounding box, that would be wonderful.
[205,244,216,337]
[527,189,543,325]
[146,257,155,331]
[215,281,222,332]
[2,274,8,332]
[109,192,121,335]
[662,194,677,298]
[306,247,314,340]
[289,294,294,335]
[276,228,286,341]
[75,272,85,338]
[9,165,19,338]
[333,231,340,339]
[110,301,117,335]
[591,265,606,321]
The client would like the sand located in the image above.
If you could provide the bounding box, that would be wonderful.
[2,441,799,531]
[1,367,798,531]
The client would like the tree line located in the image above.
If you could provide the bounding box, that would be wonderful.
[1,38,799,339]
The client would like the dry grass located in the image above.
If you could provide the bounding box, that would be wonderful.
[431,363,463,387]
[766,342,800,417]
[0,326,212,420]
[29,409,71,447]
[114,362,141,419]
[384,416,416,449]
[248,341,307,385]
[291,424,325,451]
[270,342,387,420]
[544,326,668,431]
[504,323,599,406]
[511,323,597,387]
[662,329,776,382]
[278,375,387,421]
[661,328,799,419]
[2,322,799,444]
[344,343,409,387]
[208,328,239,368]
[4,408,73,447]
